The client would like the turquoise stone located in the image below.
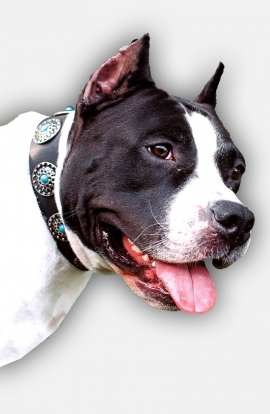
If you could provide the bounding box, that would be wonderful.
[58,224,65,233]
[65,106,74,111]
[40,174,49,184]
[41,124,49,132]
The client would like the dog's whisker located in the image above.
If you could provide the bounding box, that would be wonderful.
[142,238,168,252]
[131,201,169,246]
[62,210,77,220]
[133,223,164,243]
[149,201,169,231]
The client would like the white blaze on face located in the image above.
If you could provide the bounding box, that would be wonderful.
[166,111,242,259]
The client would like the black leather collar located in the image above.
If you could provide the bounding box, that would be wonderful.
[29,110,88,271]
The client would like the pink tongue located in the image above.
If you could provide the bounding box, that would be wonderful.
[156,261,216,314]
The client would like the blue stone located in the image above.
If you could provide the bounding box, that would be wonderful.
[41,124,49,132]
[65,106,74,111]
[40,174,49,184]
[58,224,65,233]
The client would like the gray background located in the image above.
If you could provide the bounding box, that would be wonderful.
[0,0,269,413]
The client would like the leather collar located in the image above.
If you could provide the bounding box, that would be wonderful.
[29,109,88,271]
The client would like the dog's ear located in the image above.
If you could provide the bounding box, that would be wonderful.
[79,34,154,110]
[194,62,224,108]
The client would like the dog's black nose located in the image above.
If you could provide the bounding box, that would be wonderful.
[211,200,255,245]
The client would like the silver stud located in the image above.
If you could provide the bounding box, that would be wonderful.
[33,117,61,144]
[32,162,56,196]
[48,213,68,242]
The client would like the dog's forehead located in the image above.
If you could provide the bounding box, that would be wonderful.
[121,89,192,136]
[120,90,232,151]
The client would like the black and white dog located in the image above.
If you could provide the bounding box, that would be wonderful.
[0,34,254,366]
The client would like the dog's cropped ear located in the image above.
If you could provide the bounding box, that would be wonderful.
[79,34,154,110]
[194,62,224,108]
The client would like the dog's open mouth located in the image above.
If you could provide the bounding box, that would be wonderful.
[98,224,216,314]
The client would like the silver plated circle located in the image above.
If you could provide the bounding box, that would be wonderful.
[48,213,68,242]
[33,117,62,144]
[32,162,56,196]
[74,257,89,271]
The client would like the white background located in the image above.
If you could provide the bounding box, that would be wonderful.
[0,1,269,413]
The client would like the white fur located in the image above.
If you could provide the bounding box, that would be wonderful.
[0,112,105,367]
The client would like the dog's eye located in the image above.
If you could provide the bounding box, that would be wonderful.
[147,144,173,159]
[231,165,245,180]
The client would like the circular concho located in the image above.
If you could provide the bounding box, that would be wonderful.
[33,117,61,144]
[74,257,89,271]
[32,162,56,196]
[48,213,68,242]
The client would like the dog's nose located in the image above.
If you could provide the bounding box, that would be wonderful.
[211,200,255,245]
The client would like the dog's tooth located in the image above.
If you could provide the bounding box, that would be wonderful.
[132,245,143,254]
[142,254,150,262]
[128,238,135,246]
[152,261,156,267]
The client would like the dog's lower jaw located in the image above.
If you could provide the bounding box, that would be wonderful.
[108,265,179,311]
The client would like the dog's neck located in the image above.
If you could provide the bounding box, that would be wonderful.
[30,110,113,274]
[55,111,114,274]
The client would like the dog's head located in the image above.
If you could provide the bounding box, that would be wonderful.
[60,34,255,313]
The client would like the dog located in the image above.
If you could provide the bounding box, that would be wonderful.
[0,34,254,366]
